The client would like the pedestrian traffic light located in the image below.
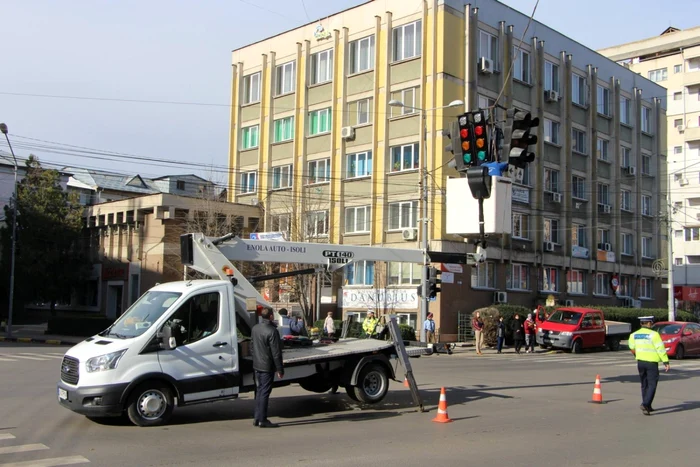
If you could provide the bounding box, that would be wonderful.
[428,267,442,299]
[503,109,539,168]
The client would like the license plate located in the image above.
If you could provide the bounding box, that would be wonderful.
[58,388,67,400]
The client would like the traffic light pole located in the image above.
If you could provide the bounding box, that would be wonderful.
[420,108,429,343]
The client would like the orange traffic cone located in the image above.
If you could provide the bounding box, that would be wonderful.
[404,378,410,388]
[432,387,453,423]
[591,374,603,404]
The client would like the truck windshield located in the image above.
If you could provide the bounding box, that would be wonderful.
[653,324,682,335]
[547,310,582,325]
[102,291,182,338]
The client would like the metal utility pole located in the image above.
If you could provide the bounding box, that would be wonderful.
[1,123,18,338]
[667,175,675,321]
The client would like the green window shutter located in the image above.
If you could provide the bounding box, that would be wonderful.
[274,121,281,142]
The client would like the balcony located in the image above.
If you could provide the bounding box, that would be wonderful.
[684,125,700,142]
[684,72,700,88]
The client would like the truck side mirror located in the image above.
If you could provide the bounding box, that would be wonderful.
[159,324,178,350]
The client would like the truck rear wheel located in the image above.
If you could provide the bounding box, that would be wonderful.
[607,338,621,351]
[352,363,389,404]
[126,382,174,427]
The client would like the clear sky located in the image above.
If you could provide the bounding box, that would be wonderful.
[1,0,698,187]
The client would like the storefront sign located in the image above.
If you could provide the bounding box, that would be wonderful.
[341,288,418,310]
[596,250,615,263]
[674,286,700,302]
[512,186,530,204]
[102,264,128,281]
[441,263,463,274]
[572,246,589,259]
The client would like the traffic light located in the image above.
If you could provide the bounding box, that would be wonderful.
[503,109,539,168]
[428,267,442,299]
[444,120,466,172]
[469,110,490,166]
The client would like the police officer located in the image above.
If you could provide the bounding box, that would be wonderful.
[628,316,670,415]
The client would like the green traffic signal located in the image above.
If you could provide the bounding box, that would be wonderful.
[477,150,486,161]
[463,153,472,163]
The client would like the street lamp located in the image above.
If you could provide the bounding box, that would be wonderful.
[387,99,464,341]
[0,123,18,338]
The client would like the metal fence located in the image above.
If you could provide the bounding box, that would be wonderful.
[457,311,473,342]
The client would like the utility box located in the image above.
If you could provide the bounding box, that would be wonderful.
[446,176,512,237]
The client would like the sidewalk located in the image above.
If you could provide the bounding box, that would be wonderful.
[0,323,84,346]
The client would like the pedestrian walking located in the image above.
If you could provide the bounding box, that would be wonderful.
[251,308,285,428]
[323,311,336,338]
[512,313,524,354]
[524,313,536,353]
[424,313,436,343]
[496,316,506,354]
[472,311,484,355]
[628,316,670,415]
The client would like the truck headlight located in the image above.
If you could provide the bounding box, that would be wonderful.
[560,332,573,336]
[86,350,127,373]
[663,337,679,344]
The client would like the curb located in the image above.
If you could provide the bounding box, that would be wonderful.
[0,336,80,346]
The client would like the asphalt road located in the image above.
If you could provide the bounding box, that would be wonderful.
[1,343,699,467]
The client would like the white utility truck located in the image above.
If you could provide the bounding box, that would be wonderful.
[57,233,431,426]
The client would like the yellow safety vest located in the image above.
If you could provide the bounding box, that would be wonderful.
[628,328,669,363]
[363,317,378,335]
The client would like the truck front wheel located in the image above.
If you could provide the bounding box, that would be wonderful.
[572,339,583,354]
[126,382,175,427]
[352,363,389,404]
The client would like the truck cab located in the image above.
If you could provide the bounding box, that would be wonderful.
[536,307,629,353]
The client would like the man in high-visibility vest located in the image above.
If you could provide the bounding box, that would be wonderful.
[628,316,670,415]
[362,311,378,338]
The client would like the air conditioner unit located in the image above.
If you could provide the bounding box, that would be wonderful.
[552,192,562,203]
[678,125,685,132]
[402,228,418,241]
[604,243,612,251]
[564,299,575,307]
[478,57,494,74]
[494,291,508,304]
[680,178,689,186]
[623,297,634,308]
[544,90,559,103]
[341,126,355,140]
[249,196,259,206]
[627,166,637,176]
[598,204,612,214]
[543,241,555,252]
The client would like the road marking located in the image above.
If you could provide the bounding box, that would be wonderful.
[0,444,50,455]
[0,456,90,467]
[0,355,49,361]
[0,358,18,362]
[47,353,66,357]
[0,434,16,441]
[16,353,63,359]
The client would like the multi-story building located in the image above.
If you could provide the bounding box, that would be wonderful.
[599,26,700,309]
[228,0,668,341]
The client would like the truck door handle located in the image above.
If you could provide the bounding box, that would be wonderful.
[213,342,228,348]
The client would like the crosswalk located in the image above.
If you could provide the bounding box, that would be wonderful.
[0,353,65,364]
[0,431,89,467]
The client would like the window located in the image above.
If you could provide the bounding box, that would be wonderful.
[390,88,416,117]
[479,30,499,68]
[674,64,682,74]
[272,164,292,189]
[594,273,610,296]
[598,228,611,246]
[544,218,559,244]
[642,154,651,175]
[167,292,220,345]
[572,73,587,106]
[571,176,586,200]
[273,116,294,142]
[471,262,496,289]
[345,260,374,286]
[393,20,422,61]
[544,119,560,145]
[390,143,420,172]
[573,128,587,154]
[512,213,528,239]
[344,206,371,234]
[621,146,632,168]
[618,275,631,297]
[176,180,185,191]
[597,85,610,115]
[620,96,631,125]
[641,106,651,133]
[388,262,421,286]
[689,57,700,71]
[388,201,417,230]
[640,278,653,299]
[310,49,333,85]
[306,210,328,237]
[567,270,586,294]
[545,60,559,92]
[642,195,652,216]
[647,68,667,82]
[597,138,609,162]
[275,61,296,95]
[309,108,332,136]
[597,183,610,206]
[642,237,653,258]
[540,267,558,292]
[271,214,290,235]
[675,258,684,266]
[241,125,259,149]
[674,146,683,155]
[357,98,371,125]
[622,232,633,255]
[308,158,330,184]
[513,47,530,83]
[685,227,700,241]
[478,95,496,121]
[544,168,559,193]
[506,264,529,290]
[348,35,375,74]
[674,92,683,101]
[241,171,257,194]
[674,118,683,128]
[621,190,632,212]
[242,72,261,104]
[572,224,587,248]
[347,151,372,178]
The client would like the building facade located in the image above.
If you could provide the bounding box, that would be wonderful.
[228,0,668,341]
[599,26,700,309]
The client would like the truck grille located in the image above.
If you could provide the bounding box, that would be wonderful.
[60,356,80,385]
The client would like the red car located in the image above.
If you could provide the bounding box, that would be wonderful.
[652,321,700,360]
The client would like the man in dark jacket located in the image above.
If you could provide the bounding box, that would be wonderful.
[511,313,524,355]
[251,308,284,428]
